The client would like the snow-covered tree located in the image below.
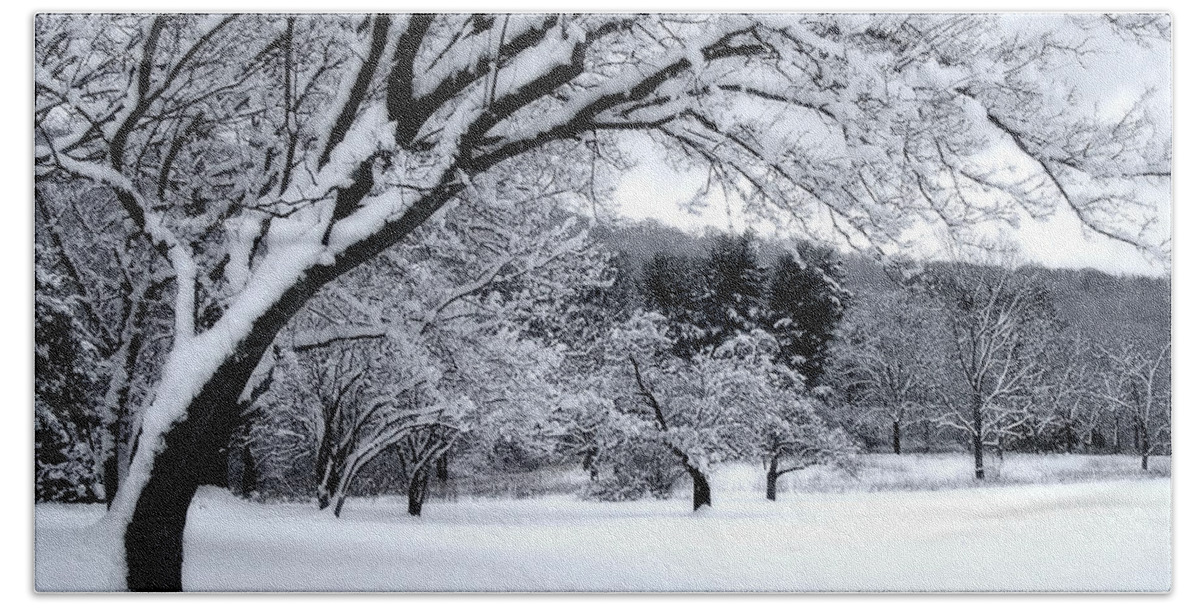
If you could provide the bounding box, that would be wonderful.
[758,398,857,501]
[592,313,853,507]
[279,167,608,516]
[924,258,1057,479]
[541,253,643,479]
[593,313,743,509]
[1025,331,1105,454]
[35,180,176,505]
[297,340,444,517]
[766,241,850,386]
[35,13,1170,589]
[720,332,857,500]
[1095,341,1171,470]
[829,288,947,454]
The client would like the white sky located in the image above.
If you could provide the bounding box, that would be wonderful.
[610,14,1172,277]
[612,158,1169,276]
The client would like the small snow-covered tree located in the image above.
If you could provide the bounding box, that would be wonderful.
[1027,331,1105,453]
[759,398,857,501]
[593,313,742,509]
[593,313,851,508]
[1095,341,1170,470]
[549,391,614,482]
[716,331,856,500]
[829,288,947,454]
[300,340,447,517]
[924,257,1056,479]
[392,418,464,516]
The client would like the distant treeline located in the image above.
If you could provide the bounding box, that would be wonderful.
[596,219,1169,356]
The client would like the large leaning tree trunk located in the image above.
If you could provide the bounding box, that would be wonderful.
[123,272,325,589]
[36,14,1169,591]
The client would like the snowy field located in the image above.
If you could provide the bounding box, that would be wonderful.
[440,453,1171,499]
[716,452,1172,495]
[36,456,1171,592]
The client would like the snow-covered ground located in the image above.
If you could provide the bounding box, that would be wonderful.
[715,452,1172,495]
[35,457,1171,592]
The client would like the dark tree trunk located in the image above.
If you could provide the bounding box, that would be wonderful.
[196,445,230,488]
[766,454,779,501]
[239,442,257,497]
[316,453,345,511]
[435,453,449,483]
[124,383,249,591]
[892,420,902,455]
[103,451,119,508]
[103,397,126,507]
[1138,419,1150,471]
[408,469,429,517]
[1108,417,1118,455]
[581,447,598,481]
[1065,424,1075,454]
[333,494,347,518]
[972,394,985,480]
[124,495,188,591]
[973,435,985,480]
[123,286,313,590]
[687,466,711,510]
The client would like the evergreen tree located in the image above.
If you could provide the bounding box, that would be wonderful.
[35,275,104,502]
[698,232,769,351]
[640,252,707,356]
[767,242,851,386]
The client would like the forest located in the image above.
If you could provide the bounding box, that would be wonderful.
[35,210,1173,590]
[33,13,1170,591]
[36,212,1173,509]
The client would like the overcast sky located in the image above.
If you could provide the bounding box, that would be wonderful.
[610,15,1171,278]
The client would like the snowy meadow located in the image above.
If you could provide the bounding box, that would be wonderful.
[37,455,1170,592]
[35,13,1170,592]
